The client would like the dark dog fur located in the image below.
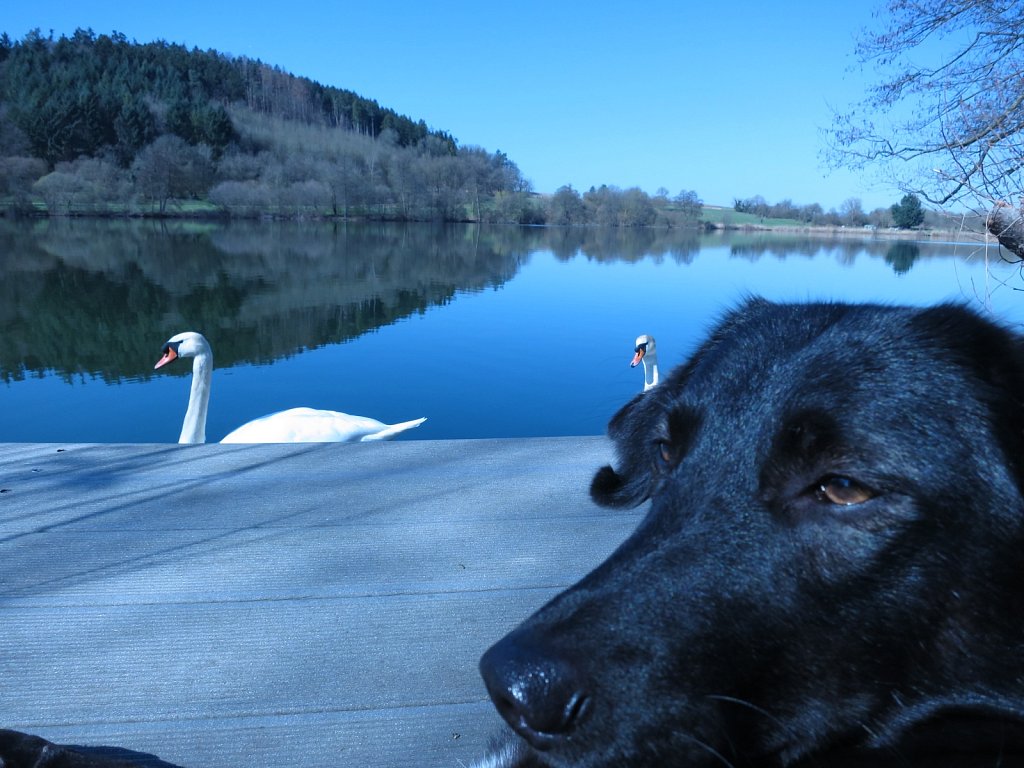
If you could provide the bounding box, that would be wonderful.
[477,298,1024,767]
[0,730,147,767]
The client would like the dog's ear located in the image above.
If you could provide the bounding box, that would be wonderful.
[913,304,1024,492]
[591,393,657,508]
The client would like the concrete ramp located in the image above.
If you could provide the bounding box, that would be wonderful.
[0,438,643,767]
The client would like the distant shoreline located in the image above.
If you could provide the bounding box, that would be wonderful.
[0,207,996,244]
[708,220,993,245]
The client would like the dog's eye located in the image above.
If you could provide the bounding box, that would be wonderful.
[655,440,676,468]
[815,476,873,506]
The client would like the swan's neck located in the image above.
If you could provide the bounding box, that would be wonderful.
[180,352,212,444]
[643,355,660,392]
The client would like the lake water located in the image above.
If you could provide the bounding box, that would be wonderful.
[1,219,1021,443]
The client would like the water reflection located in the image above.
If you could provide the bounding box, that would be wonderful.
[0,220,533,382]
[0,219,1001,388]
[885,242,921,274]
[545,226,702,262]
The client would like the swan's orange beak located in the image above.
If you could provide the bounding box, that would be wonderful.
[630,346,646,368]
[154,347,178,370]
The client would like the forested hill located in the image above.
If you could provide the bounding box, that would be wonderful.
[0,28,454,163]
[0,28,712,226]
[0,28,544,222]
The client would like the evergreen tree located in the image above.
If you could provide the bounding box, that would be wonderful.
[890,193,925,229]
[113,95,156,165]
[0,28,539,219]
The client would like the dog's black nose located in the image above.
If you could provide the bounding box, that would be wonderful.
[479,636,590,750]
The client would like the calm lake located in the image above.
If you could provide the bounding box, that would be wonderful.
[1,219,1021,444]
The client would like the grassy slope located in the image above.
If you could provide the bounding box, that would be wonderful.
[701,205,804,228]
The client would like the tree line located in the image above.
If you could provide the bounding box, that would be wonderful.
[733,192,926,230]
[0,29,944,230]
[0,28,451,165]
[0,29,710,226]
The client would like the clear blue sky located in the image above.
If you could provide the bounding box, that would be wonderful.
[5,1,905,210]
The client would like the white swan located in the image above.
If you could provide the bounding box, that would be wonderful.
[154,331,427,444]
[631,334,659,391]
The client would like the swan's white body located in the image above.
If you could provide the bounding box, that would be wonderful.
[155,331,426,444]
[219,407,425,443]
[631,334,659,391]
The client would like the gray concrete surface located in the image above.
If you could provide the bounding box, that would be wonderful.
[0,437,644,767]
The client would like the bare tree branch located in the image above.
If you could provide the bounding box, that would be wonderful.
[830,0,1024,209]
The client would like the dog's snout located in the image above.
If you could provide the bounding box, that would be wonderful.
[479,636,590,750]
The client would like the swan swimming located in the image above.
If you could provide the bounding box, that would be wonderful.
[154,331,426,444]
[631,334,659,392]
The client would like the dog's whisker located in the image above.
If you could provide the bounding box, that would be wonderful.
[676,731,737,768]
[705,694,784,727]
[704,693,814,755]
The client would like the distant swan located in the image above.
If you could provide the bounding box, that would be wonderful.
[631,334,659,391]
[154,331,427,444]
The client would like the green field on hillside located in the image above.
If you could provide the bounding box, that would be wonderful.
[701,206,804,228]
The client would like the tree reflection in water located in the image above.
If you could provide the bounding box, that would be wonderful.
[0,220,1007,441]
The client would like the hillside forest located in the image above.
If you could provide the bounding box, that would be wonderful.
[0,29,932,229]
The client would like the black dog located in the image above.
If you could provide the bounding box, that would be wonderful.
[477,298,1024,767]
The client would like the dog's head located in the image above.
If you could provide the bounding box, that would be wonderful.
[479,299,1024,767]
